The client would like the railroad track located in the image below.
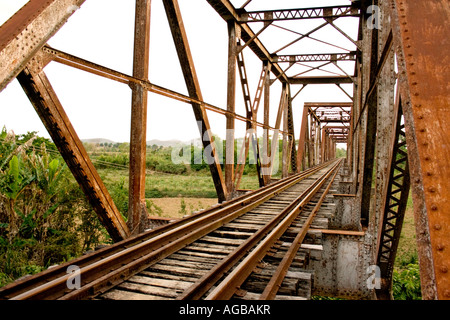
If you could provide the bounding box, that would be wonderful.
[0,159,343,300]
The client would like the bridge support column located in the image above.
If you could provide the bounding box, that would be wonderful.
[128,0,152,235]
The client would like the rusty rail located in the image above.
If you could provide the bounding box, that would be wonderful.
[204,159,342,300]
[0,161,333,300]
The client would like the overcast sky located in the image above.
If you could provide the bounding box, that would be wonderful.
[0,0,356,144]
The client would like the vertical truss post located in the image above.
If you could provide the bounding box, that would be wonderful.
[375,96,410,300]
[267,83,287,178]
[287,90,297,173]
[226,20,237,198]
[128,0,151,235]
[163,0,227,202]
[390,0,450,300]
[282,86,289,178]
[359,0,379,227]
[17,62,129,242]
[296,107,308,172]
[262,61,271,185]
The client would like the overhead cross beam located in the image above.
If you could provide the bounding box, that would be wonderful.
[274,52,357,64]
[239,5,360,23]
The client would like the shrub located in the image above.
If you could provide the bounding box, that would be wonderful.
[393,263,422,300]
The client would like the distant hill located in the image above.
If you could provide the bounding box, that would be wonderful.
[82,138,115,144]
[81,138,199,147]
[146,139,184,148]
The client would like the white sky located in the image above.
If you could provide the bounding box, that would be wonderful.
[0,0,356,144]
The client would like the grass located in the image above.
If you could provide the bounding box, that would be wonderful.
[98,168,261,199]
[395,195,418,269]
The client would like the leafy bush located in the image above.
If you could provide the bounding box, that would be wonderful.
[0,128,105,287]
[393,263,422,300]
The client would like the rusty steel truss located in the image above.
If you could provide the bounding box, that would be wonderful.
[0,0,449,300]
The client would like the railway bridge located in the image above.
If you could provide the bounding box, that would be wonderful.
[0,0,448,300]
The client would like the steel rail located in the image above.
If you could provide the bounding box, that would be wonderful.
[205,159,342,300]
[178,159,341,300]
[0,162,327,300]
[2,162,331,300]
[260,159,342,299]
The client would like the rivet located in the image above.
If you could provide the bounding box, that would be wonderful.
[412,82,418,85]
[440,266,448,274]
[445,291,450,298]
[434,224,442,231]
[426,172,433,176]
[431,205,438,211]
[420,128,425,133]
[418,115,423,119]
[424,156,430,161]
[428,187,435,193]
[422,142,428,147]
[414,93,420,96]
[437,244,445,251]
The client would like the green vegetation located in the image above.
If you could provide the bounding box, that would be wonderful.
[0,127,106,287]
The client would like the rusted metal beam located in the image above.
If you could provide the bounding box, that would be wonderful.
[0,0,86,91]
[16,61,129,242]
[225,20,237,198]
[296,107,309,172]
[390,0,450,300]
[42,45,291,136]
[128,0,152,235]
[289,76,354,85]
[262,61,271,185]
[240,5,359,23]
[163,0,227,202]
[376,96,410,300]
[274,52,357,63]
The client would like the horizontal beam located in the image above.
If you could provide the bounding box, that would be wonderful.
[305,102,353,108]
[274,52,357,63]
[289,76,354,84]
[0,0,86,91]
[240,5,359,22]
[42,45,292,136]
